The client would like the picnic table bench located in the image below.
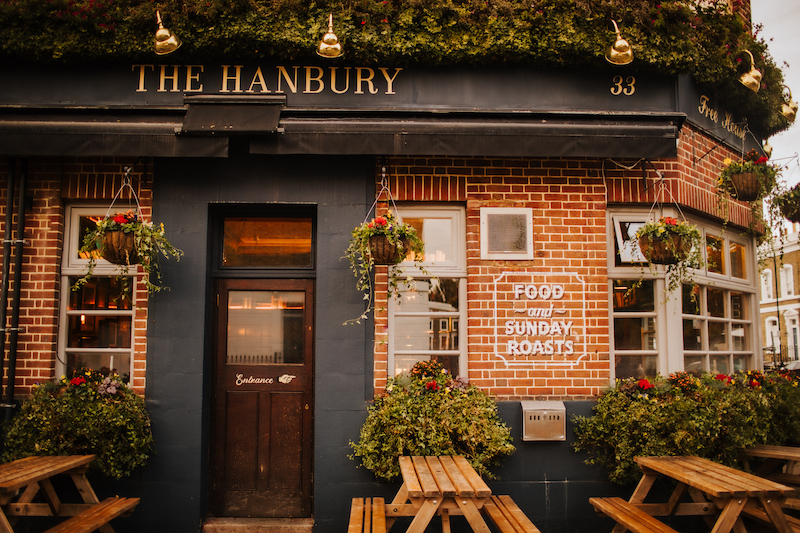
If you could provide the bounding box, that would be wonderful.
[739,444,800,511]
[591,456,796,533]
[0,455,138,533]
[349,456,539,533]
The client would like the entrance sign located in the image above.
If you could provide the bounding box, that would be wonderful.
[492,271,588,368]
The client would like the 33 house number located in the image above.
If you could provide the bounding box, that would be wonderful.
[610,75,636,96]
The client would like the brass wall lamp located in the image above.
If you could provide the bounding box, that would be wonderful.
[317,13,343,59]
[782,85,798,122]
[154,11,182,55]
[738,50,762,93]
[606,20,633,65]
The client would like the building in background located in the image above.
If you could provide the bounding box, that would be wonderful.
[760,224,800,367]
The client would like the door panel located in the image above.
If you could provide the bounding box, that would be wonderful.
[211,278,313,518]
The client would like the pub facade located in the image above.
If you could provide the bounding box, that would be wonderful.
[0,4,785,532]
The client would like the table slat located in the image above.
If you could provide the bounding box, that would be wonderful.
[439,456,474,497]
[411,457,440,498]
[0,457,94,493]
[679,456,792,496]
[399,457,423,498]
[453,456,491,498]
[425,457,457,497]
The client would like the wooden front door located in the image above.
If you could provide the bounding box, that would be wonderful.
[211,278,314,517]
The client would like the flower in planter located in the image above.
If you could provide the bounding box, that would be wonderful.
[717,149,779,202]
[2,368,154,479]
[349,360,514,480]
[344,211,427,324]
[74,210,183,295]
[635,216,703,297]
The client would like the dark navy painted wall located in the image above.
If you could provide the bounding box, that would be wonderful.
[94,153,626,532]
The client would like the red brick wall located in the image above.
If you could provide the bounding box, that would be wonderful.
[0,157,151,397]
[371,125,760,400]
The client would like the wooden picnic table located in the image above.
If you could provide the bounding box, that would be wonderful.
[0,455,139,533]
[384,456,492,533]
[628,456,795,533]
[739,445,800,511]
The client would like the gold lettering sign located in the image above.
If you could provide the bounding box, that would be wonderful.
[131,64,403,96]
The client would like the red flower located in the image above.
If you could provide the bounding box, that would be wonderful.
[113,214,128,224]
[70,377,86,386]
[714,373,731,384]
[425,380,439,391]
[638,378,653,390]
[374,216,387,226]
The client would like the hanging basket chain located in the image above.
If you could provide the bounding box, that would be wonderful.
[104,167,145,223]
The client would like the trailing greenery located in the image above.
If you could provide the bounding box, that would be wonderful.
[2,369,155,479]
[350,360,515,480]
[0,0,789,134]
[74,210,183,295]
[345,211,426,324]
[573,370,800,485]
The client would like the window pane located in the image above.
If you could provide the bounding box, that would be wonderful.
[732,323,748,351]
[682,284,700,314]
[731,292,746,320]
[707,287,725,318]
[428,278,459,309]
[405,217,453,263]
[733,355,748,373]
[227,290,305,364]
[683,319,702,350]
[615,354,656,379]
[223,217,312,267]
[708,321,727,351]
[67,353,130,380]
[486,213,527,253]
[710,355,729,375]
[730,242,746,279]
[684,355,704,375]
[69,277,132,310]
[707,236,725,274]
[68,315,131,348]
[612,280,654,312]
[614,317,655,350]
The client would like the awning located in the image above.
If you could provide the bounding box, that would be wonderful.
[0,109,229,157]
[0,106,684,159]
[250,111,685,159]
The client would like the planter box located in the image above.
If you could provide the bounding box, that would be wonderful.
[638,234,686,265]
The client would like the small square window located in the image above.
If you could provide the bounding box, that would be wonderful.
[480,208,533,260]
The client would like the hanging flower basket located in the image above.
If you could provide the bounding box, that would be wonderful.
[368,235,410,265]
[101,229,139,265]
[774,183,800,224]
[717,151,779,203]
[345,212,427,324]
[638,233,687,265]
[781,203,800,224]
[727,172,762,202]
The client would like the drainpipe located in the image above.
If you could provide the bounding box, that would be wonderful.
[0,159,15,423]
[774,253,782,366]
[5,158,26,419]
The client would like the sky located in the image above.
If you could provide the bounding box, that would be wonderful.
[751,0,800,187]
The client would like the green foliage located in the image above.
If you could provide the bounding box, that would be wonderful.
[2,369,155,479]
[73,210,183,295]
[573,371,800,485]
[0,0,789,135]
[344,211,427,324]
[350,360,515,480]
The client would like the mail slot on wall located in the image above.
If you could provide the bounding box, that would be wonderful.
[521,401,566,441]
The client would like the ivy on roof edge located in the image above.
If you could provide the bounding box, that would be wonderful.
[0,0,791,135]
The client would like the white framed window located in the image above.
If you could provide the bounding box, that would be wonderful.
[608,208,759,379]
[479,207,533,260]
[762,269,774,300]
[782,264,794,297]
[389,206,466,378]
[57,206,136,380]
